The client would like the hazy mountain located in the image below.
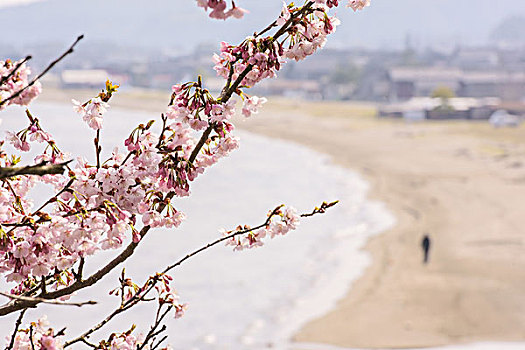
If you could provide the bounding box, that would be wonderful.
[491,16,525,46]
[1,0,524,51]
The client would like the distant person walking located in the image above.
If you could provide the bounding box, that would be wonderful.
[421,235,431,264]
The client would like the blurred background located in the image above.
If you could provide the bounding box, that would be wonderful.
[2,1,525,350]
[1,0,524,110]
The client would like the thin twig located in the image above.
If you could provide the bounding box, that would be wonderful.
[29,326,35,350]
[137,305,171,350]
[79,337,97,348]
[0,35,84,107]
[151,335,168,350]
[5,309,26,350]
[0,56,32,87]
[0,291,97,308]
[95,130,101,169]
[31,178,74,215]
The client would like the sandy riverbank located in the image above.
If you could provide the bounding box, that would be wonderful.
[40,88,525,349]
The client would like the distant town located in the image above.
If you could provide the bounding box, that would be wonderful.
[3,25,525,123]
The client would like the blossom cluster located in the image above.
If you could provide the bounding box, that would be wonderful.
[97,327,172,350]
[314,0,370,11]
[9,316,63,350]
[72,97,109,130]
[195,0,248,20]
[154,273,187,319]
[346,0,371,11]
[222,206,301,251]
[110,272,187,319]
[165,81,241,172]
[0,59,41,111]
[212,2,341,100]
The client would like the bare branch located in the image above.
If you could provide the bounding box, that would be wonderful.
[29,326,35,350]
[5,309,26,350]
[0,291,97,308]
[0,35,84,107]
[0,161,71,180]
[137,305,171,350]
[151,335,168,350]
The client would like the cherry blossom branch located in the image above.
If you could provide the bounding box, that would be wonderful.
[162,207,281,274]
[0,35,84,107]
[0,190,175,316]
[31,178,75,215]
[189,1,314,164]
[62,301,131,347]
[63,207,281,347]
[64,201,336,347]
[0,291,97,308]
[0,56,31,87]
[300,200,339,217]
[0,239,139,315]
[0,0,319,320]
[0,161,71,180]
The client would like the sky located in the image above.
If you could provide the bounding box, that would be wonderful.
[0,0,524,51]
[0,0,42,8]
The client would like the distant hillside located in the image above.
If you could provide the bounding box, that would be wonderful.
[1,0,524,49]
[491,16,525,46]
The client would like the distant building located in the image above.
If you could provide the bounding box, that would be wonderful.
[459,72,525,101]
[378,97,503,120]
[388,67,462,101]
[387,67,525,102]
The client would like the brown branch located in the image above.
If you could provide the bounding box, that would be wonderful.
[29,326,35,350]
[94,130,101,169]
[0,193,177,316]
[0,291,97,308]
[137,306,171,350]
[0,56,32,87]
[64,199,336,347]
[0,238,138,315]
[32,178,75,215]
[5,309,26,350]
[151,335,168,350]
[300,200,339,217]
[0,35,84,107]
[79,338,97,348]
[63,302,128,347]
[0,161,71,180]
[161,209,278,275]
